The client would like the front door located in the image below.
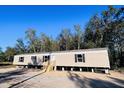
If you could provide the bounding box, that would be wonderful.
[31,56,37,65]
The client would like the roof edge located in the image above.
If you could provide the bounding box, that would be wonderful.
[15,47,108,56]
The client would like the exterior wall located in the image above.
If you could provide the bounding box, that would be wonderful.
[13,54,46,66]
[13,48,110,68]
[53,50,110,68]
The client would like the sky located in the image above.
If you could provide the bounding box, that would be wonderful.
[0,5,122,51]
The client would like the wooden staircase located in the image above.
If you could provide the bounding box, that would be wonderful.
[42,61,56,72]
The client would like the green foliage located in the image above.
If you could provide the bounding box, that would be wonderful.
[0,47,6,62]
[15,38,27,54]
[74,24,84,49]
[25,28,37,53]
[58,29,72,50]
[4,47,17,62]
[84,27,94,43]
[85,41,96,49]
[101,6,124,69]
[40,33,52,52]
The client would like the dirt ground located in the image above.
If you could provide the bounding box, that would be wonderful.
[0,67,124,88]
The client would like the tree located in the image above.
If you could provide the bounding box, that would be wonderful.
[34,37,42,52]
[50,38,59,52]
[15,38,27,54]
[44,36,52,52]
[74,24,84,49]
[58,29,72,51]
[4,47,16,62]
[82,6,124,68]
[84,14,104,48]
[83,6,124,68]
[40,33,53,52]
[101,6,124,68]
[93,29,103,47]
[84,27,95,48]
[25,29,38,53]
[0,47,6,62]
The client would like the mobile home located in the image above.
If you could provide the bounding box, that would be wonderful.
[13,48,110,73]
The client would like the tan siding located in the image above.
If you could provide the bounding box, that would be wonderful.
[13,54,44,65]
[13,49,110,68]
[54,50,110,68]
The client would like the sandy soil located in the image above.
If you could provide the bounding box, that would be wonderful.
[0,67,124,88]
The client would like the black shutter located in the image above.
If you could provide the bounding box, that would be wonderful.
[34,56,36,61]
[75,54,77,62]
[83,54,85,62]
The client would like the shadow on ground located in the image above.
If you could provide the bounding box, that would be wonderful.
[67,71,124,88]
[0,68,45,88]
[0,69,28,84]
[9,71,45,88]
[108,77,124,86]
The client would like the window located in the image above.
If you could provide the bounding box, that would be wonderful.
[43,55,50,62]
[31,56,37,62]
[19,57,24,62]
[75,54,85,62]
